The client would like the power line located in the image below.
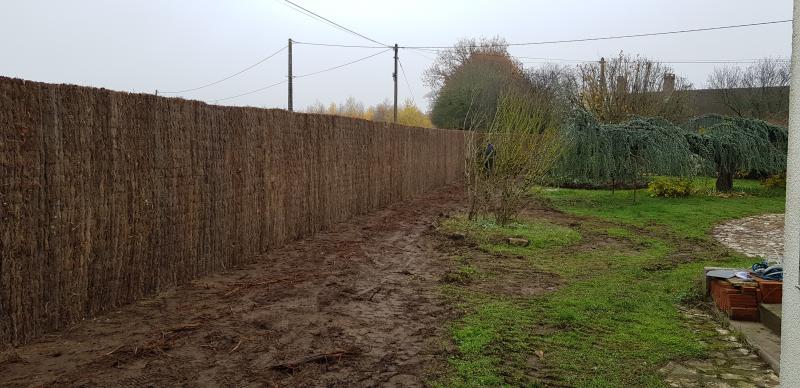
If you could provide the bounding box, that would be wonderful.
[404,50,789,65]
[400,19,792,49]
[294,49,391,78]
[406,48,436,61]
[397,59,416,106]
[281,0,390,47]
[517,58,790,65]
[162,46,287,94]
[212,80,287,103]
[293,41,386,48]
[212,49,390,103]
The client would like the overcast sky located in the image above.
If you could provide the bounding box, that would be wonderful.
[0,1,793,110]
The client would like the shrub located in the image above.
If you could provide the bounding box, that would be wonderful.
[466,95,563,225]
[761,173,786,189]
[647,177,694,198]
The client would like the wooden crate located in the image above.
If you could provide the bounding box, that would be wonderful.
[710,279,759,321]
[752,276,783,304]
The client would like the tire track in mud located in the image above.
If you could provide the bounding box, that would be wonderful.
[0,185,467,387]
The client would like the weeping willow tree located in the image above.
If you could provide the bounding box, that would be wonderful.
[683,115,788,192]
[552,110,698,192]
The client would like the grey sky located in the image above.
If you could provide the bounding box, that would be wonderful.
[0,0,793,110]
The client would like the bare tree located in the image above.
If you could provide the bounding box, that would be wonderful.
[306,101,327,114]
[423,36,513,100]
[742,57,791,89]
[524,63,580,121]
[707,66,746,116]
[706,57,791,123]
[577,52,693,123]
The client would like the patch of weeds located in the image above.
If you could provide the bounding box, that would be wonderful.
[439,215,581,255]
[604,226,634,239]
[437,299,544,388]
[443,264,482,285]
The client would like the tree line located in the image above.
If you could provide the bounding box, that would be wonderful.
[305,97,433,128]
[425,37,790,128]
[428,37,788,199]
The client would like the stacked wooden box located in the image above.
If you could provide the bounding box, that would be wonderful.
[710,278,760,321]
[710,275,783,321]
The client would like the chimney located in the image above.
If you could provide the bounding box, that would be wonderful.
[599,57,607,92]
[663,73,676,95]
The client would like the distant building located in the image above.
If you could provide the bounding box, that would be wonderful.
[683,86,790,126]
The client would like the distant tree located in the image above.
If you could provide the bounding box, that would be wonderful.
[397,99,433,128]
[577,52,693,123]
[706,57,790,123]
[306,101,326,114]
[365,100,393,122]
[430,52,528,129]
[306,98,433,128]
[423,36,510,100]
[338,97,366,118]
[524,63,580,123]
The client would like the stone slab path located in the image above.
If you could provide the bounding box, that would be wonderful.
[661,307,779,388]
[666,213,788,387]
[712,214,785,261]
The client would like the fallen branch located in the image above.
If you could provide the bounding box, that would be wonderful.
[270,349,354,372]
[223,277,293,297]
[166,323,201,333]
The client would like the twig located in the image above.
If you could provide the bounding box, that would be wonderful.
[229,339,243,353]
[270,349,353,372]
[368,287,382,301]
[223,277,292,297]
[104,345,124,356]
[168,323,201,333]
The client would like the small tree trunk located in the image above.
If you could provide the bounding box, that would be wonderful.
[716,164,735,192]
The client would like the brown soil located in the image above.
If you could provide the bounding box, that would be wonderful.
[0,186,471,387]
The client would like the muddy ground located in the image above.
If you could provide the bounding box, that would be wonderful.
[0,185,473,387]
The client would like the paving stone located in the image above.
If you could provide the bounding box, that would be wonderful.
[659,307,778,387]
[712,214,784,261]
[721,373,745,380]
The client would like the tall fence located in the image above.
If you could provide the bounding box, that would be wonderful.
[0,76,465,346]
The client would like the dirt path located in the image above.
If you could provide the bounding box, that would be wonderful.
[0,186,467,387]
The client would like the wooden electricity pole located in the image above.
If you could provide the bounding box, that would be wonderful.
[288,38,293,112]
[393,43,398,123]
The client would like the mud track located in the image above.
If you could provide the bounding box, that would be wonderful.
[0,186,467,387]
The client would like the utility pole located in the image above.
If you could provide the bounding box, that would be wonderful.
[393,43,398,123]
[288,38,293,112]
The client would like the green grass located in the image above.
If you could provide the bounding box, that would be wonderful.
[543,177,785,240]
[434,179,785,387]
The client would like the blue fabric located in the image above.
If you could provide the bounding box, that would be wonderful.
[751,260,783,281]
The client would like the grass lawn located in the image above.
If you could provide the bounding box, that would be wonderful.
[433,179,785,387]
